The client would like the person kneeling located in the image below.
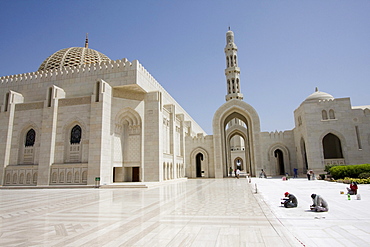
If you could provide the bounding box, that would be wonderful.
[281,192,298,208]
[310,194,329,212]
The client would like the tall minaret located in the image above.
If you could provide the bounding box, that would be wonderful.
[225,29,243,101]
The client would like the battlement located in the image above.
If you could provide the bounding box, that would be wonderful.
[267,130,292,139]
[189,133,213,143]
[0,58,133,85]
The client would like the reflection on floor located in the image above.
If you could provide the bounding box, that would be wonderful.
[0,179,298,246]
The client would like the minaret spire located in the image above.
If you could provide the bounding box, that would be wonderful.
[225,29,243,101]
[85,33,89,48]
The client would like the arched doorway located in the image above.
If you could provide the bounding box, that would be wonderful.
[196,153,203,177]
[274,149,285,175]
[323,133,343,159]
[300,138,308,170]
[226,122,250,175]
[213,101,261,178]
[234,157,243,171]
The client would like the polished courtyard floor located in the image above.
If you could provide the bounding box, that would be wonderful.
[1,178,369,246]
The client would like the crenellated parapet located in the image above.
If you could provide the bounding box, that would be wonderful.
[267,130,293,140]
[189,133,213,143]
[0,58,133,85]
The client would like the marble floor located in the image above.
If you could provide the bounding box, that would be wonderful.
[252,177,370,247]
[0,179,299,247]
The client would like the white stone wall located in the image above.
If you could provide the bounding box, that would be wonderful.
[185,134,214,178]
[259,130,297,176]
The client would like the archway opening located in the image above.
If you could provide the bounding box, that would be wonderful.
[196,153,203,177]
[323,133,343,159]
[300,138,308,170]
[224,114,251,176]
[274,149,285,175]
[234,157,243,171]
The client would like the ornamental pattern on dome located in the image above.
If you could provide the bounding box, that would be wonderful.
[38,47,111,71]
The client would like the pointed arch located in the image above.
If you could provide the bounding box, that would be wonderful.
[319,130,347,164]
[213,100,261,177]
[113,108,142,182]
[18,122,39,165]
[63,118,87,163]
[322,133,343,159]
[300,137,308,171]
[268,143,291,176]
[190,147,210,178]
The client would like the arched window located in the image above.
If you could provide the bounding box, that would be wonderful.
[329,109,335,119]
[25,129,36,147]
[70,125,82,144]
[322,110,328,120]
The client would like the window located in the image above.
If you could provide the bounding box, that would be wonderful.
[25,129,36,147]
[70,125,82,144]
[329,109,335,119]
[322,110,328,120]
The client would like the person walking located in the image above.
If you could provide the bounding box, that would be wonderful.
[293,168,298,178]
[306,170,311,180]
[236,168,240,179]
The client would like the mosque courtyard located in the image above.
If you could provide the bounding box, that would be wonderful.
[1,178,369,247]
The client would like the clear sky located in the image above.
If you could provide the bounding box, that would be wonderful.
[1,1,370,134]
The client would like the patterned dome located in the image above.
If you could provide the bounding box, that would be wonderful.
[38,47,111,71]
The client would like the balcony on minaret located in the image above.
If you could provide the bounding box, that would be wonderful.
[225,67,240,75]
[226,92,244,101]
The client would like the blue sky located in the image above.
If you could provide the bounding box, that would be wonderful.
[1,1,370,134]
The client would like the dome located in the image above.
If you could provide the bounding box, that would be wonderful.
[304,87,334,101]
[38,47,111,71]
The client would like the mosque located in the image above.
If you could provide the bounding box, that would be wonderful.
[1,30,369,187]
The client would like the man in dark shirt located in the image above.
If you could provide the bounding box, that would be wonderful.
[282,192,298,208]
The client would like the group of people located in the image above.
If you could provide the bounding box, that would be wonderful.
[281,192,329,212]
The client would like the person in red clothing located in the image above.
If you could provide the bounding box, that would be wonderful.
[281,192,298,208]
[347,182,358,195]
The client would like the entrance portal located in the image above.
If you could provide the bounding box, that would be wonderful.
[274,149,285,175]
[132,167,140,182]
[196,153,203,177]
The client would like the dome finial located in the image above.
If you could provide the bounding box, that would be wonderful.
[315,87,318,92]
[85,33,89,48]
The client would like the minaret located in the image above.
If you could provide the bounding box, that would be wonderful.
[225,29,243,101]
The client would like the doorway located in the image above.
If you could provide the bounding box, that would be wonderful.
[196,153,203,177]
[132,167,140,182]
[274,149,285,175]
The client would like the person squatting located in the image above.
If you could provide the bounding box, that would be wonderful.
[310,194,329,212]
[281,192,298,208]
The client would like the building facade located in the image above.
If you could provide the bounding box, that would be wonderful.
[1,30,369,187]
